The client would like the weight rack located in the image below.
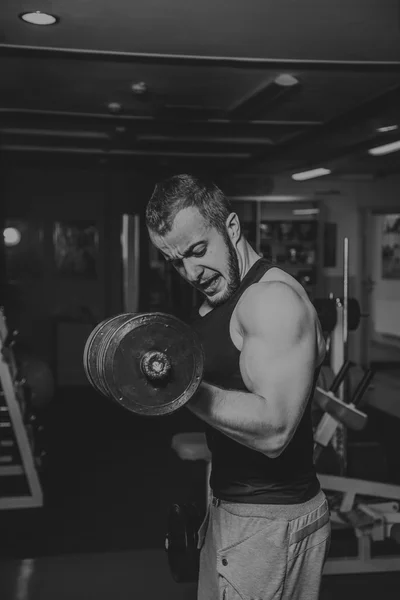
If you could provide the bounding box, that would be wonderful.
[0,308,43,509]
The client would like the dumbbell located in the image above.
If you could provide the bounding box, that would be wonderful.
[83,312,204,417]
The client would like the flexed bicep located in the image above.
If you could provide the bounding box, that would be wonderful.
[237,281,317,449]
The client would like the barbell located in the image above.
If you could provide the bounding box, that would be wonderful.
[83,312,204,417]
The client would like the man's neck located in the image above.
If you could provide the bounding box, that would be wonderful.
[198,240,261,317]
[237,239,261,281]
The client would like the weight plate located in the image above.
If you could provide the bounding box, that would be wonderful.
[96,314,134,398]
[166,503,202,583]
[83,314,132,397]
[313,298,337,333]
[102,312,204,416]
[347,298,361,331]
[313,297,361,333]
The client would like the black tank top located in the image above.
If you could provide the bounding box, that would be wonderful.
[190,258,320,504]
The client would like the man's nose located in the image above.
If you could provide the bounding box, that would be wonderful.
[183,258,202,283]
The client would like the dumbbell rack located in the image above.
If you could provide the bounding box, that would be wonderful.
[0,309,43,509]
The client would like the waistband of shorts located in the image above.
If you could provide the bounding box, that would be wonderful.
[211,489,327,520]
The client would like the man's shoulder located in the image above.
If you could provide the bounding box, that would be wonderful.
[236,278,306,334]
[246,265,313,312]
[241,276,303,310]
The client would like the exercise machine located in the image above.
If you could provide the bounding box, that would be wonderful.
[0,308,43,509]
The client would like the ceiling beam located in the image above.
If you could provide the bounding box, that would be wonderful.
[237,82,400,175]
[1,44,400,72]
[0,109,321,140]
[0,144,252,159]
[0,128,109,139]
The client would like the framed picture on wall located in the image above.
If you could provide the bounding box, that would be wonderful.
[382,214,400,280]
[53,220,99,278]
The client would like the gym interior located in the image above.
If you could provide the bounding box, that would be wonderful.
[1,2,400,599]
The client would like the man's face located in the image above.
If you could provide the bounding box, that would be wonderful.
[149,207,241,307]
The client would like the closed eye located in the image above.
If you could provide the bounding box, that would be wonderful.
[166,246,207,265]
[192,248,206,258]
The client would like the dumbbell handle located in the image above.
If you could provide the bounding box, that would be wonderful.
[140,350,172,381]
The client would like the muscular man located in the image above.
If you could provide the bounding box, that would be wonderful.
[146,174,330,600]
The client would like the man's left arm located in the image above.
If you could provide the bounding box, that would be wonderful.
[186,281,317,458]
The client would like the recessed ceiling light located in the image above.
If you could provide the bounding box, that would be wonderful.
[131,82,148,95]
[376,125,398,133]
[292,168,331,181]
[107,102,123,114]
[274,74,299,87]
[19,11,59,26]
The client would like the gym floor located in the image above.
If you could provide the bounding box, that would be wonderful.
[1,382,400,599]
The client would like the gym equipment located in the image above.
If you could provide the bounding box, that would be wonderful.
[313,297,361,333]
[83,312,204,417]
[320,472,400,574]
[19,355,54,410]
[165,433,212,583]
[165,502,203,583]
[314,239,400,574]
[316,367,374,431]
[313,361,373,463]
[0,308,43,510]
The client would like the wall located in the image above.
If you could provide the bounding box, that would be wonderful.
[372,214,400,338]
[2,162,153,384]
[271,174,400,364]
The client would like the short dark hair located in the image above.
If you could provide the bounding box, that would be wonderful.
[145,174,233,236]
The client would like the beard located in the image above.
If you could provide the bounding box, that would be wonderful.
[206,233,241,308]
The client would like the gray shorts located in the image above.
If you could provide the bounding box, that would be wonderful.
[197,489,331,600]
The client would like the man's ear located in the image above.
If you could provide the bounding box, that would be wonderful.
[226,212,241,244]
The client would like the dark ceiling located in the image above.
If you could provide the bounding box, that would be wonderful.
[1,0,400,185]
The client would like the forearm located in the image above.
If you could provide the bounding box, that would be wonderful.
[186,382,281,457]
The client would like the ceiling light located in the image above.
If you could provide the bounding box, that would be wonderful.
[292,168,331,181]
[3,227,21,247]
[292,208,320,216]
[131,82,148,95]
[368,140,400,156]
[19,11,59,25]
[376,125,398,133]
[274,74,299,87]
[107,102,123,114]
